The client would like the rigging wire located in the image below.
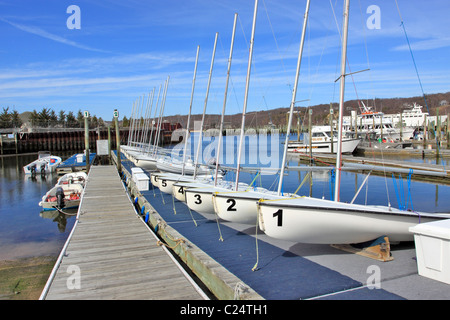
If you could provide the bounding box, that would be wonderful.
[394,0,445,172]
[394,0,429,114]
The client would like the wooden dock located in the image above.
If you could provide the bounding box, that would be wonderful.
[289,152,450,184]
[40,165,207,300]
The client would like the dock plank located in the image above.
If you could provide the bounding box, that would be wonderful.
[43,165,206,300]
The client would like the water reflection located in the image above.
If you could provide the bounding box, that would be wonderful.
[39,209,77,233]
[0,154,76,260]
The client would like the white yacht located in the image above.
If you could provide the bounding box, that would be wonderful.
[343,103,414,141]
[287,125,360,154]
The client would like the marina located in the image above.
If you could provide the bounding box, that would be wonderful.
[2,0,450,304]
[29,146,449,300]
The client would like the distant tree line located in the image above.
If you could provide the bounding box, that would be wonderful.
[0,107,109,129]
[0,107,22,128]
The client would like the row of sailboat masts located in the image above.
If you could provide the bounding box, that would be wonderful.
[127,76,170,155]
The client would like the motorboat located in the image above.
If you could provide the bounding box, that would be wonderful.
[23,151,62,174]
[287,125,360,154]
[343,104,415,141]
[39,183,83,211]
[56,172,87,186]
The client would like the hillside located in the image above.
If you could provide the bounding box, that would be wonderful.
[163,92,450,130]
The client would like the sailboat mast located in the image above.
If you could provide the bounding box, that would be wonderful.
[334,0,350,202]
[153,76,170,156]
[277,0,310,196]
[235,0,258,191]
[194,32,218,179]
[148,84,162,153]
[142,89,155,148]
[214,13,238,186]
[127,100,136,146]
[182,45,200,176]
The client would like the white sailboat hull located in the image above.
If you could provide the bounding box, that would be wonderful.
[135,157,156,170]
[257,197,450,244]
[157,173,199,194]
[185,182,249,215]
[150,173,160,187]
[213,189,289,225]
[172,181,214,202]
[156,158,217,176]
[185,187,221,215]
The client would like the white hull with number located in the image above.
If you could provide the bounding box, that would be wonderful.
[213,189,295,225]
[185,182,249,215]
[156,173,197,194]
[257,197,450,244]
[172,181,215,203]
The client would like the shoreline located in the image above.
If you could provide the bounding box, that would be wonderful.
[0,255,57,300]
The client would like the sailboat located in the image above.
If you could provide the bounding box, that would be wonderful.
[153,33,222,199]
[212,0,312,224]
[256,0,450,244]
[125,78,172,170]
[183,7,258,215]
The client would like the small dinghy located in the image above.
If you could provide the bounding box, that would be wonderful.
[56,172,87,186]
[39,173,84,211]
[24,151,62,174]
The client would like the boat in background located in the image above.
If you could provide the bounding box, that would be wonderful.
[287,125,360,154]
[56,172,87,186]
[343,103,415,141]
[23,151,62,174]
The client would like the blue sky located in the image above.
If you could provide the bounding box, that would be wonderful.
[0,0,449,121]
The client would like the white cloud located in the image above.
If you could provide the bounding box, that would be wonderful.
[393,37,450,52]
[0,18,109,53]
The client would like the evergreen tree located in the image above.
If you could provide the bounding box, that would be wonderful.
[90,115,98,128]
[76,110,84,128]
[58,110,66,126]
[29,109,40,127]
[49,109,58,127]
[98,117,105,128]
[122,115,129,127]
[11,110,22,128]
[66,111,77,128]
[0,107,11,128]
[39,107,51,127]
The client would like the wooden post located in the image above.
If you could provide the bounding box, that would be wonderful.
[436,107,440,163]
[447,113,450,149]
[400,111,403,142]
[14,132,18,154]
[437,107,440,143]
[329,104,334,153]
[423,114,427,149]
[308,108,312,164]
[84,111,90,174]
[108,126,112,164]
[114,109,121,174]
[380,116,383,140]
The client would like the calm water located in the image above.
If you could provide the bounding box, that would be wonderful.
[0,154,76,260]
[1,135,450,260]
[177,132,450,212]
